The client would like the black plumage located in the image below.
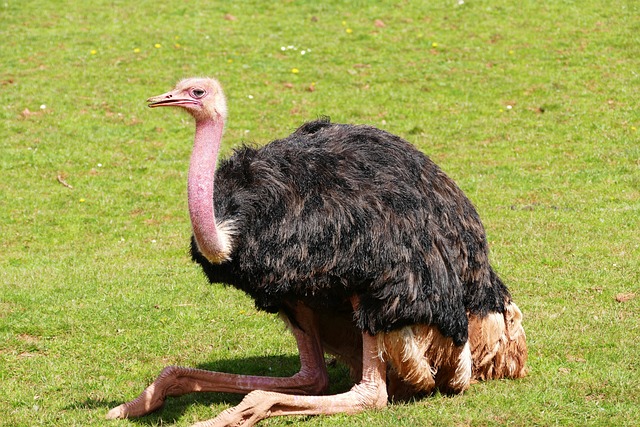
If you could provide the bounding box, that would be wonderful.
[192,118,511,347]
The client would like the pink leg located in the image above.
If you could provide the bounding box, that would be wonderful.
[107,303,328,419]
[190,298,388,427]
[192,332,386,427]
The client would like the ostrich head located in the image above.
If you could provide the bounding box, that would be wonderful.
[147,77,227,122]
[147,77,233,264]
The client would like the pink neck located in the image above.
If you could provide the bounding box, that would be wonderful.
[188,116,227,263]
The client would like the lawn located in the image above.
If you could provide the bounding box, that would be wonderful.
[1,0,639,426]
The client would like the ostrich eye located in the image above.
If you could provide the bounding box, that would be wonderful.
[191,88,206,98]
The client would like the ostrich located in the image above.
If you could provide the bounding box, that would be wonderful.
[107,77,527,427]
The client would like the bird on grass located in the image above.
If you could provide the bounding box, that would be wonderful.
[107,77,527,427]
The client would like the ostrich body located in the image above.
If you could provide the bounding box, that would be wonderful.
[108,78,527,427]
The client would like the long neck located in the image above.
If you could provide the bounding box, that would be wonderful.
[188,116,229,263]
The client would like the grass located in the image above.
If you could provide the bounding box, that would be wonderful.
[1,0,639,425]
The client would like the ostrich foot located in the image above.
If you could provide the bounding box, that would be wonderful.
[106,361,329,420]
[193,383,387,427]
[189,331,387,427]
[107,365,210,419]
[191,391,274,427]
[107,303,328,421]
[106,374,169,419]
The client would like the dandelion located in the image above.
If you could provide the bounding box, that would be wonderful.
[291,68,299,74]
[90,49,97,55]
[79,198,86,203]
[133,48,141,53]
[154,43,162,48]
[346,28,353,34]
[432,42,438,48]
[227,58,233,63]
[632,126,637,132]
[509,50,515,55]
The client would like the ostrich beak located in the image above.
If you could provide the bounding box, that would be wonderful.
[147,91,199,108]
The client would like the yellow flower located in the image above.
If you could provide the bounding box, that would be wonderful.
[79,198,86,203]
[174,43,181,48]
[432,42,438,48]
[346,28,353,34]
[227,58,233,63]
[154,43,162,48]
[291,68,299,74]
[90,49,97,55]
[133,48,141,53]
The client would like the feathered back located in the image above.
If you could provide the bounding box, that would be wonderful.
[193,119,510,346]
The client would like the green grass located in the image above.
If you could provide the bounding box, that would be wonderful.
[1,0,639,425]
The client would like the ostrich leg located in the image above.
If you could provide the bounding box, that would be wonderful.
[190,297,388,427]
[107,302,328,419]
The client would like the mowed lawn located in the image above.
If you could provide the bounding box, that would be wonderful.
[1,1,638,426]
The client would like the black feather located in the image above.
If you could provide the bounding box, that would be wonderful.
[192,120,511,347]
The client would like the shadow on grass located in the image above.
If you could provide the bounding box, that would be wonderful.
[76,354,353,425]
